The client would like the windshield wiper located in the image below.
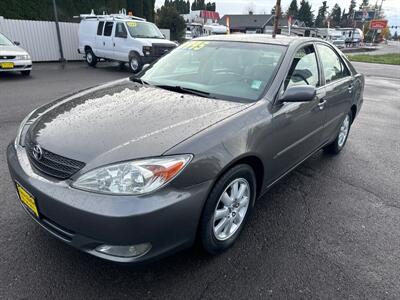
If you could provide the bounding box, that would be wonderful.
[130,77,150,85]
[154,85,213,98]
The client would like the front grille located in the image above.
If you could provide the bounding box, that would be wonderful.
[0,55,16,59]
[152,44,176,57]
[25,133,85,179]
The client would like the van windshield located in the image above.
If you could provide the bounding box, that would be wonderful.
[140,41,286,102]
[126,21,164,39]
[0,33,13,46]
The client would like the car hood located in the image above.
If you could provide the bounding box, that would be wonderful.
[136,38,176,47]
[0,45,28,56]
[28,79,251,169]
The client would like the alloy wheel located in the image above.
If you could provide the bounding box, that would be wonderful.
[338,114,350,147]
[213,178,250,241]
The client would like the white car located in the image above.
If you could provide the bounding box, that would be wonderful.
[0,33,32,76]
[78,13,176,73]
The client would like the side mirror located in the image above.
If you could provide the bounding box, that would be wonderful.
[279,86,316,103]
[14,41,20,46]
[142,64,150,71]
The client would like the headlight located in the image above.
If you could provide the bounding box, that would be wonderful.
[72,154,193,195]
[16,54,30,60]
[142,46,152,56]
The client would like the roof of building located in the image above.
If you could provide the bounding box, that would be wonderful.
[196,33,318,46]
[219,14,273,29]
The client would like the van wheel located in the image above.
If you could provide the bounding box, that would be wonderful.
[21,70,31,76]
[85,48,97,67]
[200,164,256,254]
[129,53,142,73]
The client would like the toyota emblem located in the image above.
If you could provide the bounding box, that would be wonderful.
[32,144,43,161]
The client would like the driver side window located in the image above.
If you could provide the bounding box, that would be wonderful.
[285,45,319,90]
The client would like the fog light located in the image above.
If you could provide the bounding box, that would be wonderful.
[95,243,151,258]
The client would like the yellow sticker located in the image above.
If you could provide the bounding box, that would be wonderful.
[181,41,209,51]
[126,21,137,27]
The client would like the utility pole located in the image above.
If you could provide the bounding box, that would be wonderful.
[272,0,281,38]
[52,0,65,63]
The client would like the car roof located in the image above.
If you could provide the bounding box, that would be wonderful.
[196,34,321,46]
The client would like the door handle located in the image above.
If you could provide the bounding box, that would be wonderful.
[318,99,327,110]
[103,41,105,46]
[113,42,115,47]
[348,84,354,93]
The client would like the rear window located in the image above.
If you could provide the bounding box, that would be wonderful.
[97,21,104,35]
[103,22,113,36]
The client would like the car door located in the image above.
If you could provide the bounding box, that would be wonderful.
[315,43,354,143]
[94,21,105,57]
[269,44,326,180]
[113,22,129,62]
[102,21,114,59]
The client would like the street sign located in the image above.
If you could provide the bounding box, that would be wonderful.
[370,19,388,29]
[354,11,374,21]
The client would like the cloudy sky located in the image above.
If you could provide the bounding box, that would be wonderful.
[155,0,400,31]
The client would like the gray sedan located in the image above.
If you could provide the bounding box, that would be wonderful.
[7,35,364,263]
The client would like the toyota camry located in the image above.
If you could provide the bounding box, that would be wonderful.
[7,35,364,263]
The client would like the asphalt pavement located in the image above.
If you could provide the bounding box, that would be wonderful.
[0,61,399,299]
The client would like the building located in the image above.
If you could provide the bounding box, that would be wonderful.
[219,14,273,33]
[219,14,305,34]
[181,10,220,25]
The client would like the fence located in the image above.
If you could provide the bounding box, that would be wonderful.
[0,16,82,62]
[1,17,172,62]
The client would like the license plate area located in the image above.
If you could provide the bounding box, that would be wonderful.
[1,62,14,69]
[16,182,39,218]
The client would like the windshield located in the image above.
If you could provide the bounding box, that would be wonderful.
[0,33,14,46]
[141,41,285,101]
[126,21,164,39]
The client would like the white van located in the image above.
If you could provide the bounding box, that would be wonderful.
[78,12,176,73]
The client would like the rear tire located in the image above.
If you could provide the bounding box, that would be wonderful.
[129,53,142,74]
[85,48,97,67]
[21,70,30,76]
[323,111,352,154]
[200,164,256,254]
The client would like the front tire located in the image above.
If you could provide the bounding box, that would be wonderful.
[200,164,256,254]
[129,53,142,73]
[85,48,97,67]
[21,70,30,76]
[323,112,352,154]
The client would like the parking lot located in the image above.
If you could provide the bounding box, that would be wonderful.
[1,61,399,299]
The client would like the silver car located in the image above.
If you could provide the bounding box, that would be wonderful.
[0,33,32,76]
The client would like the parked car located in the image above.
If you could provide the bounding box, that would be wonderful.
[0,32,32,76]
[78,12,176,73]
[316,28,346,48]
[7,35,364,264]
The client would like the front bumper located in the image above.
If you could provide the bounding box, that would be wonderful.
[0,59,32,72]
[7,143,211,263]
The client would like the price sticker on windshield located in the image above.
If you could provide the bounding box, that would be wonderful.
[181,41,209,51]
[127,21,137,27]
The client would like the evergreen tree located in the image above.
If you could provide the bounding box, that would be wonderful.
[156,6,185,41]
[286,0,298,18]
[297,0,314,27]
[315,1,328,27]
[330,3,341,27]
[359,0,369,9]
[348,0,356,18]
